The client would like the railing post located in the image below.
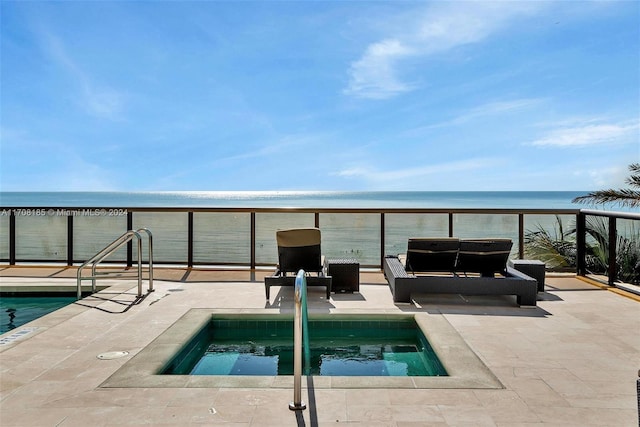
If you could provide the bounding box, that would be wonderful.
[518,213,524,259]
[9,211,15,265]
[380,213,385,268]
[250,212,256,269]
[608,216,617,286]
[127,212,133,267]
[67,215,74,266]
[188,212,194,267]
[576,212,586,276]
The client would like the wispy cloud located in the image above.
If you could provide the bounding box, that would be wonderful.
[410,98,544,133]
[530,119,639,147]
[334,158,494,188]
[344,2,544,99]
[40,31,125,119]
[343,38,416,99]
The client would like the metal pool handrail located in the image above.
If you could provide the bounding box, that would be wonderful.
[76,228,154,300]
[290,269,309,411]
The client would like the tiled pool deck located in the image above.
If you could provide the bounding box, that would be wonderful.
[0,266,638,426]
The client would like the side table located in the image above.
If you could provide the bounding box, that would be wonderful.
[325,258,359,293]
[508,259,546,292]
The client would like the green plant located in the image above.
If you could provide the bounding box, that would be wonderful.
[524,215,640,284]
[524,215,576,270]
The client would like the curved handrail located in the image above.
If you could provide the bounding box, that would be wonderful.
[137,228,154,289]
[76,228,153,300]
[290,269,309,411]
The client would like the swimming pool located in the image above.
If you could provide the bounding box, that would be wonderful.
[162,317,447,377]
[0,296,76,334]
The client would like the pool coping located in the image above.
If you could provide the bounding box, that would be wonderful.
[101,309,503,389]
[0,279,142,350]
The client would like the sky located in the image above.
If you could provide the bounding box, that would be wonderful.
[1,0,638,192]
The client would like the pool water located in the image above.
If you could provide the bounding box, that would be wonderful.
[163,317,447,377]
[0,296,76,334]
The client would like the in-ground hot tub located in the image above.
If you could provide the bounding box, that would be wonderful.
[161,315,447,377]
[101,309,502,390]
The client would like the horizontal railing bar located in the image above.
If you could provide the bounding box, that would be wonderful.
[580,209,640,220]
[78,273,142,279]
[92,270,142,275]
[0,206,582,215]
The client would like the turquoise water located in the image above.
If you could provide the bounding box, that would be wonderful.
[0,296,75,334]
[163,318,447,377]
[0,190,587,209]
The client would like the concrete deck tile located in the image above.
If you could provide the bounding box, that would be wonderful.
[437,405,498,426]
[0,268,638,426]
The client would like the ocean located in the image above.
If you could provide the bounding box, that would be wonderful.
[0,191,588,209]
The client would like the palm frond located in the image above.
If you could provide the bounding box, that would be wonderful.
[524,217,575,269]
[626,163,640,188]
[572,189,640,208]
[572,164,640,208]
[627,175,640,189]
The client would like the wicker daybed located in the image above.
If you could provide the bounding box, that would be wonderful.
[383,238,537,306]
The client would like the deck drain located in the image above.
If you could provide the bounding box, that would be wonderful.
[97,351,129,360]
[0,327,39,346]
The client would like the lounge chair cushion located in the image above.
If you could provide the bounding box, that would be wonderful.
[276,228,323,274]
[456,239,513,276]
[405,238,459,273]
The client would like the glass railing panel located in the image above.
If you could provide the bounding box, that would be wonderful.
[453,213,519,258]
[384,213,449,257]
[15,213,67,261]
[73,215,129,262]
[580,214,640,283]
[193,212,251,265]
[0,214,9,260]
[133,212,188,263]
[615,218,640,285]
[255,213,315,266]
[319,213,381,266]
[523,214,577,271]
[583,214,610,276]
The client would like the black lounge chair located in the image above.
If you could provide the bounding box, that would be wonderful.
[384,238,537,306]
[264,228,332,300]
[405,238,459,274]
[456,238,513,277]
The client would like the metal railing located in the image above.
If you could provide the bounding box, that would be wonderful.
[1,207,582,267]
[76,228,153,300]
[576,209,640,286]
[1,206,638,288]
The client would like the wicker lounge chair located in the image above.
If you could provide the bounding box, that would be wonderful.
[384,238,537,306]
[264,228,332,300]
